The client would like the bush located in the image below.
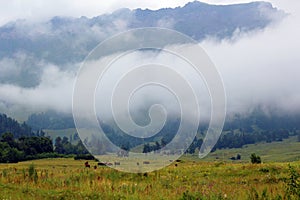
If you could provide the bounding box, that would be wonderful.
[285,165,300,199]
[28,163,38,183]
[250,153,261,164]
[28,163,35,178]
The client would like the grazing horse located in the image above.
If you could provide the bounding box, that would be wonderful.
[84,161,90,168]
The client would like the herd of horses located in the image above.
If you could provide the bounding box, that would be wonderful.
[84,161,123,169]
[84,159,181,168]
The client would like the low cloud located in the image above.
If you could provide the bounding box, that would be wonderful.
[202,9,300,114]
[0,1,299,122]
[0,0,191,26]
[0,63,76,118]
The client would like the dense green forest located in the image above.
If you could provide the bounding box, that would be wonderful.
[0,132,90,163]
[0,113,33,137]
[0,113,90,163]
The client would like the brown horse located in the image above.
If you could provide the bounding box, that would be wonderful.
[84,161,90,168]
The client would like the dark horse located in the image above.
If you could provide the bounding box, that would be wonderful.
[84,161,90,168]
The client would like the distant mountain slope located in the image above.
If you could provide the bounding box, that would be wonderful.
[26,110,75,130]
[131,1,284,39]
[0,1,285,67]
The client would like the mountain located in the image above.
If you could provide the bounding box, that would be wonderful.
[132,1,284,39]
[0,1,285,70]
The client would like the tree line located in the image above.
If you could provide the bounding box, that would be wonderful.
[0,132,90,163]
[0,114,33,138]
[141,128,293,155]
[26,110,75,130]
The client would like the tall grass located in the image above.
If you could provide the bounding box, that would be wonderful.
[0,158,299,199]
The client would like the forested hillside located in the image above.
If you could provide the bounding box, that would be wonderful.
[24,107,300,155]
[27,110,74,130]
[0,113,33,137]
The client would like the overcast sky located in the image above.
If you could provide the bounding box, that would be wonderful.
[0,0,299,26]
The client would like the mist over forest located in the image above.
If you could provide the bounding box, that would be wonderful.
[0,1,299,156]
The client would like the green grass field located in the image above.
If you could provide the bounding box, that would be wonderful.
[0,158,299,200]
[201,136,300,163]
[1,137,299,199]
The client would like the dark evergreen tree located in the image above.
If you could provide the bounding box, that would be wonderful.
[54,137,65,154]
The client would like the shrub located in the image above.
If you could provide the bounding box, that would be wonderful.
[28,163,35,179]
[250,153,261,164]
[285,164,300,199]
[28,163,38,183]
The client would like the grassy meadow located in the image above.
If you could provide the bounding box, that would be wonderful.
[0,137,300,199]
[202,136,300,163]
[0,156,299,200]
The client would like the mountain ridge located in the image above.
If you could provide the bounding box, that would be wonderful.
[0,1,286,90]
